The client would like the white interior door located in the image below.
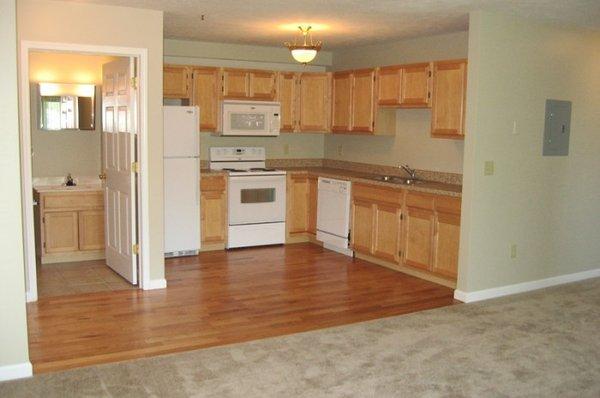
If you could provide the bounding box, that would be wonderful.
[102,58,138,284]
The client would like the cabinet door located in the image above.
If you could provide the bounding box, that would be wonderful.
[373,204,401,263]
[78,210,105,251]
[201,190,226,244]
[298,73,330,132]
[400,63,431,107]
[402,206,435,270]
[331,71,352,132]
[351,200,374,254]
[307,176,318,235]
[351,69,376,133]
[163,65,190,98]
[222,69,249,99]
[278,73,297,132]
[287,174,309,234]
[249,70,276,100]
[191,67,220,132]
[431,60,467,138]
[200,176,227,245]
[433,211,461,279]
[44,211,79,253]
[377,66,402,106]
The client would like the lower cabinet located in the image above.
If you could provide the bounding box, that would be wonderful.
[200,175,227,246]
[36,190,105,264]
[286,173,318,237]
[350,183,461,282]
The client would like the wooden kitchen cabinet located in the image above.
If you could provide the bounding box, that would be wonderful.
[350,200,374,254]
[287,174,309,234]
[377,63,431,108]
[277,72,298,132]
[222,68,276,100]
[400,63,431,107]
[36,190,105,263]
[331,69,376,133]
[431,59,468,139]
[351,69,376,132]
[298,72,331,132]
[307,175,318,235]
[286,173,318,237]
[402,205,435,271]
[432,196,461,278]
[191,67,220,132]
[331,71,353,132]
[164,65,191,98]
[377,65,402,106]
[249,70,277,100]
[373,204,402,263]
[200,175,227,247]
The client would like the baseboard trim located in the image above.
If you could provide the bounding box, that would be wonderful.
[0,362,33,382]
[144,278,167,290]
[26,290,37,303]
[454,267,600,303]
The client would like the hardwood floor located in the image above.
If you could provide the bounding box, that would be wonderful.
[27,243,456,374]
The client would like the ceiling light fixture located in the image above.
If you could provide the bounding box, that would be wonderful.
[285,26,322,65]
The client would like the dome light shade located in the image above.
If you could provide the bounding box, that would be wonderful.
[285,26,322,65]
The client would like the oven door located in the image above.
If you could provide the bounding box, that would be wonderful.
[228,175,286,225]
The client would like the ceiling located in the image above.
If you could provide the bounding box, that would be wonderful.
[67,0,600,49]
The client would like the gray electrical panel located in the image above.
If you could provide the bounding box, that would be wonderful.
[543,99,571,156]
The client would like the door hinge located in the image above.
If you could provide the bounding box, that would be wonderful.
[131,161,140,173]
[348,231,351,242]
[132,243,140,255]
[400,214,404,220]
[428,92,431,99]
[43,242,46,249]
[428,71,432,77]
[42,216,45,223]
[130,77,138,89]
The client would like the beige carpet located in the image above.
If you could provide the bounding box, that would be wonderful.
[2,278,599,397]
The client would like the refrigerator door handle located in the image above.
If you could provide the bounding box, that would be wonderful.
[196,159,200,205]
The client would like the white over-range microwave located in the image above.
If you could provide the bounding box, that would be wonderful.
[221,100,281,136]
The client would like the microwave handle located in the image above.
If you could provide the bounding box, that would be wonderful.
[271,113,280,133]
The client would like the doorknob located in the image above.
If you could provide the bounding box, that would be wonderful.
[99,172,107,181]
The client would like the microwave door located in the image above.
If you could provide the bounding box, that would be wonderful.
[227,111,269,135]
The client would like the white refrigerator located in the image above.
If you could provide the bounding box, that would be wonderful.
[163,106,201,257]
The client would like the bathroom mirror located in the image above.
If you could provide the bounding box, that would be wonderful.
[38,83,96,131]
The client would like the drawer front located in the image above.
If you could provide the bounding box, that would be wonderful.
[200,175,226,191]
[352,183,403,205]
[435,195,461,215]
[43,192,104,211]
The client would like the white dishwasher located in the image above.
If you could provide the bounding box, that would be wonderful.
[316,177,353,256]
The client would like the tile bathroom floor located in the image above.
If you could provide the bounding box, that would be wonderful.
[36,260,136,298]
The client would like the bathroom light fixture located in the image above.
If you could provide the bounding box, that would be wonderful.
[284,26,322,64]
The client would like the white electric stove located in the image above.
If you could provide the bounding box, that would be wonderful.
[209,147,286,248]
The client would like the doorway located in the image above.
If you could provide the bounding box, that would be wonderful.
[19,42,152,302]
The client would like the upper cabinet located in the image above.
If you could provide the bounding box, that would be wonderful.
[191,67,220,132]
[331,69,377,134]
[430,59,468,139]
[277,72,298,132]
[222,68,276,100]
[298,72,331,133]
[164,65,191,99]
[377,63,431,108]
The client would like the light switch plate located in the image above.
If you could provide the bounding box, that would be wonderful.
[283,144,290,155]
[484,161,494,176]
[543,99,571,156]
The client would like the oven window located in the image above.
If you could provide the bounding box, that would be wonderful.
[240,188,275,203]
[231,113,266,131]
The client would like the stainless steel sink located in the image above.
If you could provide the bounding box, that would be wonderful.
[372,175,424,185]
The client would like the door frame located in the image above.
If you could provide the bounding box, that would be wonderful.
[19,41,152,302]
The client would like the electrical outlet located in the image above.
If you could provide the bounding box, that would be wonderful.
[283,144,290,155]
[337,144,343,156]
[510,244,517,259]
[484,161,495,176]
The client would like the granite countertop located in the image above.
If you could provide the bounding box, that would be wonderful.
[280,167,462,197]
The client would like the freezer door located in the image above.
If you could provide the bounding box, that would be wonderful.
[163,106,200,157]
[164,157,200,253]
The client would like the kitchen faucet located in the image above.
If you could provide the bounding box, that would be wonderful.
[400,164,417,180]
